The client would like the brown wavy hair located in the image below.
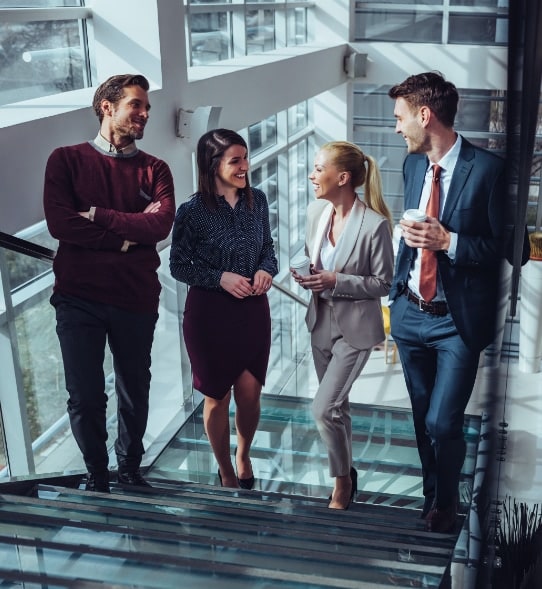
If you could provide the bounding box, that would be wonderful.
[196,128,253,210]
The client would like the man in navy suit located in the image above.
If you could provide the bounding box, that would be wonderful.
[388,72,506,532]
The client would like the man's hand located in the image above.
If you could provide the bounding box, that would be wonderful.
[121,240,137,252]
[143,201,161,214]
[220,272,254,299]
[400,217,451,251]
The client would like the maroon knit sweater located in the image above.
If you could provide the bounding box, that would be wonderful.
[44,141,175,312]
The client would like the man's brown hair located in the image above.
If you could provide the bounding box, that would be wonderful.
[92,74,150,123]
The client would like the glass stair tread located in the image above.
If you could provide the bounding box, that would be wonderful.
[148,396,480,512]
[0,482,458,588]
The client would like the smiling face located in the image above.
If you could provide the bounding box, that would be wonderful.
[308,149,345,200]
[393,96,429,154]
[215,144,249,196]
[101,85,150,149]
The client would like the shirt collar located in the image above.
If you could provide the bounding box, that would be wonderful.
[429,133,462,174]
[94,133,138,156]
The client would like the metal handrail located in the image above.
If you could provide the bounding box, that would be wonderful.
[0,231,55,263]
[271,279,309,307]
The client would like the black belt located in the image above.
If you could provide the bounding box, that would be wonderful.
[404,288,448,316]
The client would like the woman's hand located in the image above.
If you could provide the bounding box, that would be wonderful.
[220,272,254,299]
[252,270,273,296]
[293,267,336,293]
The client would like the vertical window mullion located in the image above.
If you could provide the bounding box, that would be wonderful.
[232,7,246,57]
[275,6,286,49]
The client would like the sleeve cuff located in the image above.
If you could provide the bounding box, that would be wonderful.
[446,232,458,260]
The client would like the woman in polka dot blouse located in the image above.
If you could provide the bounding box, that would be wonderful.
[170,128,278,489]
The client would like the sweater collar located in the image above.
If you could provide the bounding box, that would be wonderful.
[94,133,138,156]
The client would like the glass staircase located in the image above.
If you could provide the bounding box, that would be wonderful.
[0,394,482,588]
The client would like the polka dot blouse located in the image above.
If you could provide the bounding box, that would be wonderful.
[169,188,278,290]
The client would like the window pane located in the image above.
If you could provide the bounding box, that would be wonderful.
[356,1,442,4]
[249,115,277,156]
[288,101,308,136]
[289,141,309,255]
[189,12,230,65]
[0,1,82,6]
[251,159,279,252]
[449,13,507,44]
[0,19,89,106]
[246,9,275,54]
[287,7,307,46]
[450,0,501,6]
[355,10,442,42]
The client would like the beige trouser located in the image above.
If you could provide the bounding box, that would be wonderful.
[311,301,371,478]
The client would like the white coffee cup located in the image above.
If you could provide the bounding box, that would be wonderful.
[290,254,311,276]
[402,209,427,222]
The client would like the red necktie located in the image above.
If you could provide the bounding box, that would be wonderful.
[419,164,441,302]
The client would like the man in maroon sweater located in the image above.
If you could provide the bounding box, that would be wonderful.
[44,74,175,492]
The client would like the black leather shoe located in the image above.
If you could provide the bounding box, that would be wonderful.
[421,494,436,519]
[425,504,457,533]
[85,471,110,493]
[117,469,152,488]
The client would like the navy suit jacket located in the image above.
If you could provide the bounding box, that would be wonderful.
[389,137,506,352]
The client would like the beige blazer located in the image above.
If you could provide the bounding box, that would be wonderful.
[304,197,394,350]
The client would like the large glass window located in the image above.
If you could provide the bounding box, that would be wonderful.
[188,11,231,65]
[251,158,279,245]
[287,7,307,46]
[246,101,313,275]
[448,12,507,44]
[249,115,277,157]
[246,8,275,54]
[355,10,442,43]
[0,3,93,106]
[288,140,310,255]
[355,1,508,45]
[185,1,311,67]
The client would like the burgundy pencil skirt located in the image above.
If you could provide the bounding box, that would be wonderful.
[182,286,272,399]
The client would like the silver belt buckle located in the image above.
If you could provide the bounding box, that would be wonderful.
[418,297,425,312]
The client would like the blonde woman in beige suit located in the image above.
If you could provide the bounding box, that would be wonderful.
[291,141,394,510]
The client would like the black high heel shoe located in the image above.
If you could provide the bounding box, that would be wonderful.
[349,466,358,503]
[234,447,255,490]
[329,466,358,510]
[217,470,223,487]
